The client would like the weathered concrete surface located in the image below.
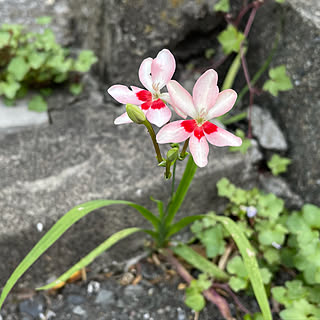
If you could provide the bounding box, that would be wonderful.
[0,101,49,134]
[248,0,320,205]
[0,91,261,288]
[0,0,72,45]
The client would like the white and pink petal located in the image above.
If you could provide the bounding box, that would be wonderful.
[204,125,242,147]
[192,69,219,116]
[114,111,133,125]
[156,120,194,144]
[146,100,172,127]
[206,89,237,120]
[151,49,176,90]
[139,57,154,92]
[189,134,209,168]
[108,85,143,105]
[167,80,197,119]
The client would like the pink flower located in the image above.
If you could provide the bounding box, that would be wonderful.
[107,49,176,127]
[156,69,242,167]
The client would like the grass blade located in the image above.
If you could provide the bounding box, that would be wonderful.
[167,215,205,238]
[37,227,141,290]
[211,215,272,320]
[173,244,229,281]
[0,199,159,309]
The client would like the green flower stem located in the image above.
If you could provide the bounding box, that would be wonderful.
[180,139,189,158]
[220,111,247,125]
[143,120,163,163]
[165,161,171,179]
[171,160,177,197]
[221,48,246,91]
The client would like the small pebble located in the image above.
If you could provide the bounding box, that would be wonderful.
[36,222,44,232]
[87,281,100,294]
[67,294,85,305]
[94,289,115,305]
[19,297,44,318]
[72,305,87,316]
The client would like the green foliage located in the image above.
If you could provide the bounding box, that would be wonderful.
[214,0,230,13]
[185,274,212,311]
[204,48,215,59]
[173,244,228,280]
[267,154,292,176]
[218,25,245,55]
[69,83,83,95]
[28,95,48,112]
[191,216,226,258]
[0,19,97,111]
[190,178,320,319]
[229,129,251,154]
[263,65,293,97]
[36,16,53,25]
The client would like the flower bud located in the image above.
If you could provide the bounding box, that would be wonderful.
[126,104,146,124]
[167,147,179,162]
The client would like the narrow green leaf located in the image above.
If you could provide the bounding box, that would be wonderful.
[173,244,229,280]
[37,227,141,290]
[211,215,272,320]
[0,199,159,310]
[167,215,205,238]
[165,156,197,226]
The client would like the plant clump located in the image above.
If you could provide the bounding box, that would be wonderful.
[0,17,97,111]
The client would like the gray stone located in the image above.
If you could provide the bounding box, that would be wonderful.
[0,102,49,134]
[124,285,145,298]
[66,295,85,305]
[251,105,288,151]
[94,290,115,305]
[259,175,303,208]
[67,0,223,84]
[18,296,45,318]
[249,0,320,205]
[0,0,72,45]
[72,305,87,316]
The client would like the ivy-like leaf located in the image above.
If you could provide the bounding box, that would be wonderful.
[0,31,11,49]
[302,204,320,229]
[28,95,48,112]
[267,154,291,176]
[28,52,47,70]
[214,0,230,12]
[0,79,21,99]
[69,83,83,96]
[218,25,245,55]
[73,50,98,72]
[263,65,293,97]
[7,57,30,81]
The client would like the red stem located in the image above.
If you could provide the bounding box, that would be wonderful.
[164,249,233,320]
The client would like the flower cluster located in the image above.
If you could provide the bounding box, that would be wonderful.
[108,49,242,167]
